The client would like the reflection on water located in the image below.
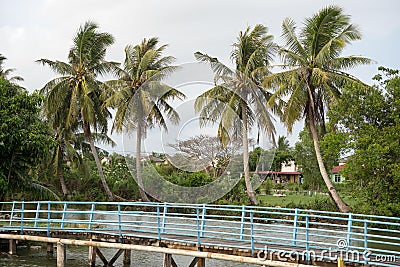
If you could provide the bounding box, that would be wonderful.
[0,246,254,267]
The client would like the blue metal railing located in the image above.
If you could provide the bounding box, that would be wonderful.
[0,201,399,266]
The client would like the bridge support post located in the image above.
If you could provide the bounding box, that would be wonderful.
[47,242,54,256]
[123,249,131,266]
[163,253,178,267]
[188,257,205,267]
[8,239,17,255]
[57,242,66,267]
[88,246,96,267]
[197,258,205,267]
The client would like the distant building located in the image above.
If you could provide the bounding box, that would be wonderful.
[255,160,302,184]
[329,161,346,183]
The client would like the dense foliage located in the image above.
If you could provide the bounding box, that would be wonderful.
[0,78,55,200]
[328,67,400,216]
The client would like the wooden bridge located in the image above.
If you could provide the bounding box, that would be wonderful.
[0,201,399,267]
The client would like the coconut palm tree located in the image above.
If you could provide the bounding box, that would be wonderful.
[50,127,87,198]
[104,37,185,201]
[0,54,23,82]
[194,24,277,205]
[263,6,372,212]
[38,21,117,200]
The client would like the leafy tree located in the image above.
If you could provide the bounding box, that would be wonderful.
[271,136,293,172]
[328,67,400,216]
[38,21,116,200]
[102,154,140,200]
[195,25,277,205]
[104,37,185,201]
[0,78,56,201]
[293,129,323,190]
[0,54,23,82]
[263,6,372,212]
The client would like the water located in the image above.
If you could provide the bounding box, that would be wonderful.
[0,245,254,266]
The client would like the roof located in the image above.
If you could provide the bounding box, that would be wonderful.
[330,164,345,174]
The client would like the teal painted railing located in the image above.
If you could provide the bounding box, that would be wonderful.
[0,201,399,266]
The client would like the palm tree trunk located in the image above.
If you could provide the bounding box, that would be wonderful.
[136,121,150,202]
[57,163,69,197]
[241,101,258,205]
[83,121,114,201]
[309,121,350,213]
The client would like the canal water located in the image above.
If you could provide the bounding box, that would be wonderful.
[0,245,254,266]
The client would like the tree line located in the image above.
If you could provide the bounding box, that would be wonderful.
[1,6,398,215]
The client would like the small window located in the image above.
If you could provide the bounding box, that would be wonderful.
[334,174,341,183]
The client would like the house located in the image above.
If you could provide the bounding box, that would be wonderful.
[329,161,346,183]
[255,160,302,184]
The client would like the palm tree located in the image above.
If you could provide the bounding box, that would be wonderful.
[104,38,185,201]
[0,54,23,82]
[194,25,277,205]
[263,6,372,212]
[38,21,117,200]
[277,136,290,151]
[50,127,87,198]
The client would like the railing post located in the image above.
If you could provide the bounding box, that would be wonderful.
[364,220,368,264]
[305,215,310,264]
[292,208,298,246]
[9,201,15,226]
[20,201,25,235]
[250,210,254,255]
[347,213,353,249]
[240,206,246,240]
[61,203,68,229]
[34,202,40,228]
[196,206,201,247]
[118,202,122,242]
[157,204,161,240]
[89,203,95,231]
[162,202,167,234]
[47,202,51,237]
[200,204,206,237]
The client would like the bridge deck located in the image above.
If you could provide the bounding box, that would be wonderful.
[0,201,399,266]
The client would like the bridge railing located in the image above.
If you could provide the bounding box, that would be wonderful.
[0,201,399,266]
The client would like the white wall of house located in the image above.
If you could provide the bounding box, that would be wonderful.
[281,160,297,172]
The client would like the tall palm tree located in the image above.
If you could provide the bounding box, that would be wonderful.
[38,21,117,200]
[263,6,372,212]
[104,38,185,201]
[0,54,23,82]
[194,25,277,205]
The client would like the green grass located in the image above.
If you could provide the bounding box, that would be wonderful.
[257,194,327,207]
[257,192,357,211]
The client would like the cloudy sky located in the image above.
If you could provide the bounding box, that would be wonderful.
[1,0,399,152]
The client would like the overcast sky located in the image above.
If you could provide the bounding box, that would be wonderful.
[1,0,400,153]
